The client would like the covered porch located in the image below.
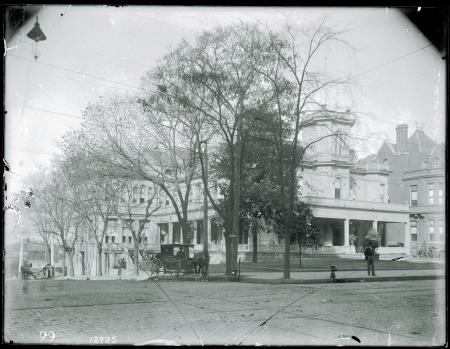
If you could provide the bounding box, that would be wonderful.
[303,196,411,255]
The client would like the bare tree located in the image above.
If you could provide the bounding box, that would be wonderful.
[249,21,354,277]
[114,180,161,275]
[76,94,199,246]
[33,166,79,276]
[59,130,123,276]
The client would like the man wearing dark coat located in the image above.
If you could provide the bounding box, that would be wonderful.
[364,241,377,276]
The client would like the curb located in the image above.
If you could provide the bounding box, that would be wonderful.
[239,267,444,272]
[227,274,445,285]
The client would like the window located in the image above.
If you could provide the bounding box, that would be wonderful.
[105,235,109,243]
[147,186,154,201]
[438,221,444,241]
[349,177,356,200]
[122,236,126,243]
[433,156,439,168]
[410,185,418,206]
[438,183,444,204]
[111,236,115,243]
[128,236,132,243]
[298,177,304,196]
[144,236,148,244]
[139,185,146,204]
[410,222,417,242]
[428,183,434,204]
[334,134,345,155]
[429,220,435,241]
[133,186,138,203]
[380,184,385,202]
[349,149,355,163]
[334,177,341,199]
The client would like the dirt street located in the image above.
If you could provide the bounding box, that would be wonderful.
[3,278,445,346]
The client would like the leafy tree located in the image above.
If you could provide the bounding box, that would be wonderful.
[151,24,273,274]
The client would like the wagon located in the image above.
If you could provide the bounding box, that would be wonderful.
[22,260,50,279]
[159,244,195,279]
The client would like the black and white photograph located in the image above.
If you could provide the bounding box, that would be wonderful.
[3,5,447,346]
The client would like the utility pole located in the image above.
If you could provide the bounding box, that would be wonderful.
[203,142,209,253]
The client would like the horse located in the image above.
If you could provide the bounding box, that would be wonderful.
[191,251,209,281]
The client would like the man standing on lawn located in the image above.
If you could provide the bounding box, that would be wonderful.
[364,241,377,276]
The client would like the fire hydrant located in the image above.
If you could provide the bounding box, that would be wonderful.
[330,265,337,279]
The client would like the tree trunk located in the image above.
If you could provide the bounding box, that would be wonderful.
[134,243,139,276]
[231,125,241,273]
[62,248,67,275]
[97,245,103,276]
[284,223,290,278]
[68,251,75,277]
[46,246,52,264]
[181,219,191,245]
[252,224,258,263]
[298,240,302,268]
[224,233,232,275]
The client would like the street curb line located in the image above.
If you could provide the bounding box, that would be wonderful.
[205,274,445,284]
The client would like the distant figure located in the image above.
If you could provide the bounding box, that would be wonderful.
[176,247,185,261]
[20,265,27,280]
[364,241,377,276]
[46,264,52,278]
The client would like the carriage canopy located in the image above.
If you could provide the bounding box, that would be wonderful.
[160,244,195,260]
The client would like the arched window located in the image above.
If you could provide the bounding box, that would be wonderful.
[334,177,341,199]
[383,158,389,169]
[349,177,356,200]
[349,149,355,163]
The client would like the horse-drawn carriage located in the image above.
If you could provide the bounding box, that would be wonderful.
[21,261,51,279]
[145,244,209,281]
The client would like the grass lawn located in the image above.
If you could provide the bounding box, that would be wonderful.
[208,255,442,274]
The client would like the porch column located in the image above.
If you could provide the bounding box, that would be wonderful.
[344,219,350,246]
[180,224,184,244]
[168,220,173,244]
[404,221,411,255]
[193,221,198,245]
[372,220,378,232]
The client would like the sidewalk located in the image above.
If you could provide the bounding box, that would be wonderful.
[50,267,446,284]
[211,268,446,284]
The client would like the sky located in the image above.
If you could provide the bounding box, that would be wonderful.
[4,5,446,195]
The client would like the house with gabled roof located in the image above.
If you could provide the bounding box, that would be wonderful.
[364,124,445,257]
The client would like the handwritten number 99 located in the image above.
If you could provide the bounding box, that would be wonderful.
[40,330,55,342]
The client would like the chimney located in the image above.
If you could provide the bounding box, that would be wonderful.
[396,124,408,153]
